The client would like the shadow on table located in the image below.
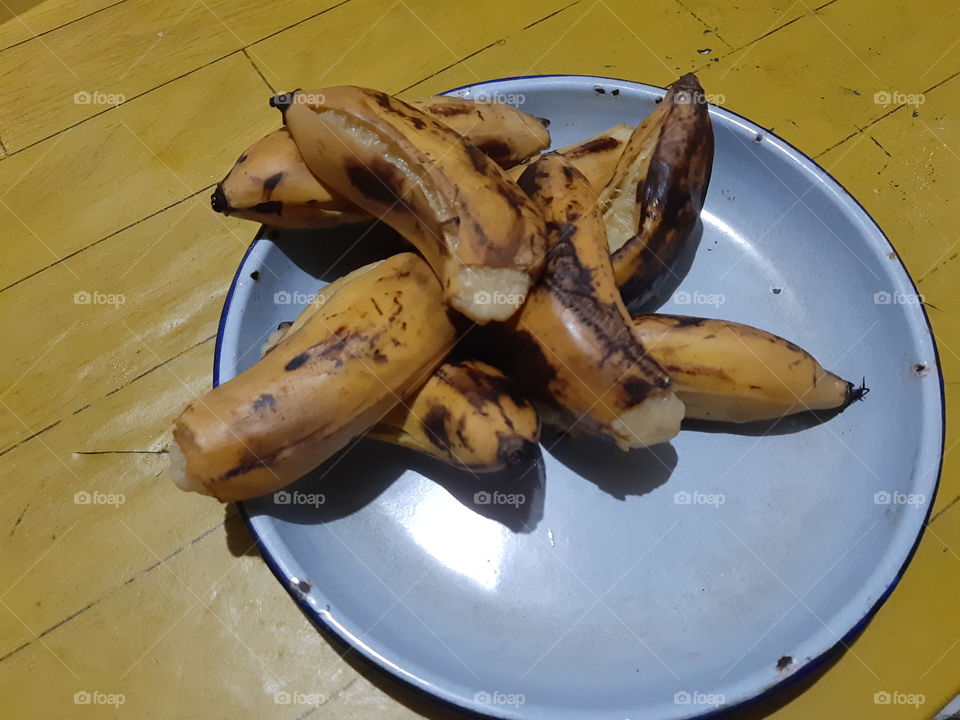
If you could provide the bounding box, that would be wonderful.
[681,404,854,437]
[543,427,677,500]
[224,437,546,542]
[1,1,48,26]
[221,430,863,720]
[261,221,410,283]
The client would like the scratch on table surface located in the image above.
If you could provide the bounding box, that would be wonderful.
[929,495,960,525]
[400,1,583,94]
[0,510,243,665]
[0,420,61,459]
[9,502,30,537]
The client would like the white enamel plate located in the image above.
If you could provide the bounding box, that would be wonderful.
[214,76,943,719]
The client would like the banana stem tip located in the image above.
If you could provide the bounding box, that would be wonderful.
[846,378,870,406]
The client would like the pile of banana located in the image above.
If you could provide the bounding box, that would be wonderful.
[170,75,864,503]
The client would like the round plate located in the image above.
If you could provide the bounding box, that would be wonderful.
[214,76,943,719]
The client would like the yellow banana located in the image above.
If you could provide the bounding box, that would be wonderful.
[284,86,546,323]
[600,74,714,301]
[367,360,540,471]
[213,96,550,229]
[511,153,684,449]
[506,123,633,191]
[631,314,864,423]
[169,253,456,502]
[408,95,550,168]
[262,317,539,472]
[211,128,370,229]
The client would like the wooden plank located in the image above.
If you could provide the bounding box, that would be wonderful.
[675,0,815,51]
[0,503,346,719]
[0,52,275,291]
[245,0,573,95]
[0,340,219,657]
[0,0,123,51]
[697,0,960,156]
[0,193,255,453]
[1,1,959,718]
[0,0,346,151]
[402,0,725,99]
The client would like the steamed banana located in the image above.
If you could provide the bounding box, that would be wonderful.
[211,128,369,229]
[169,253,456,502]
[506,123,633,191]
[262,319,540,472]
[213,96,550,229]
[511,153,684,449]
[284,86,546,323]
[411,95,550,167]
[632,314,863,422]
[601,74,714,301]
[368,360,540,471]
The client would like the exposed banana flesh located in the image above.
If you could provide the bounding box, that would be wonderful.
[368,360,540,471]
[632,314,863,423]
[601,74,714,301]
[506,123,633,191]
[170,253,456,501]
[283,86,546,323]
[213,96,550,229]
[411,95,550,167]
[511,153,684,449]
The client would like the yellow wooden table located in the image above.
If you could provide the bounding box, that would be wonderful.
[1,0,958,717]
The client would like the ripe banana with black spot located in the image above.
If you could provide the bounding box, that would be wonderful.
[213,96,550,229]
[211,128,370,229]
[631,314,864,423]
[367,360,540,472]
[263,319,540,472]
[169,253,456,502]
[411,95,550,167]
[600,74,714,302]
[283,86,546,323]
[506,123,633,190]
[510,153,684,449]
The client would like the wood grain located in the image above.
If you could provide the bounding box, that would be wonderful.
[245,0,573,94]
[0,0,345,151]
[0,53,275,291]
[0,0,122,51]
[1,0,960,718]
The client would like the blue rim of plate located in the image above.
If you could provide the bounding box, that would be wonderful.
[213,75,946,719]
